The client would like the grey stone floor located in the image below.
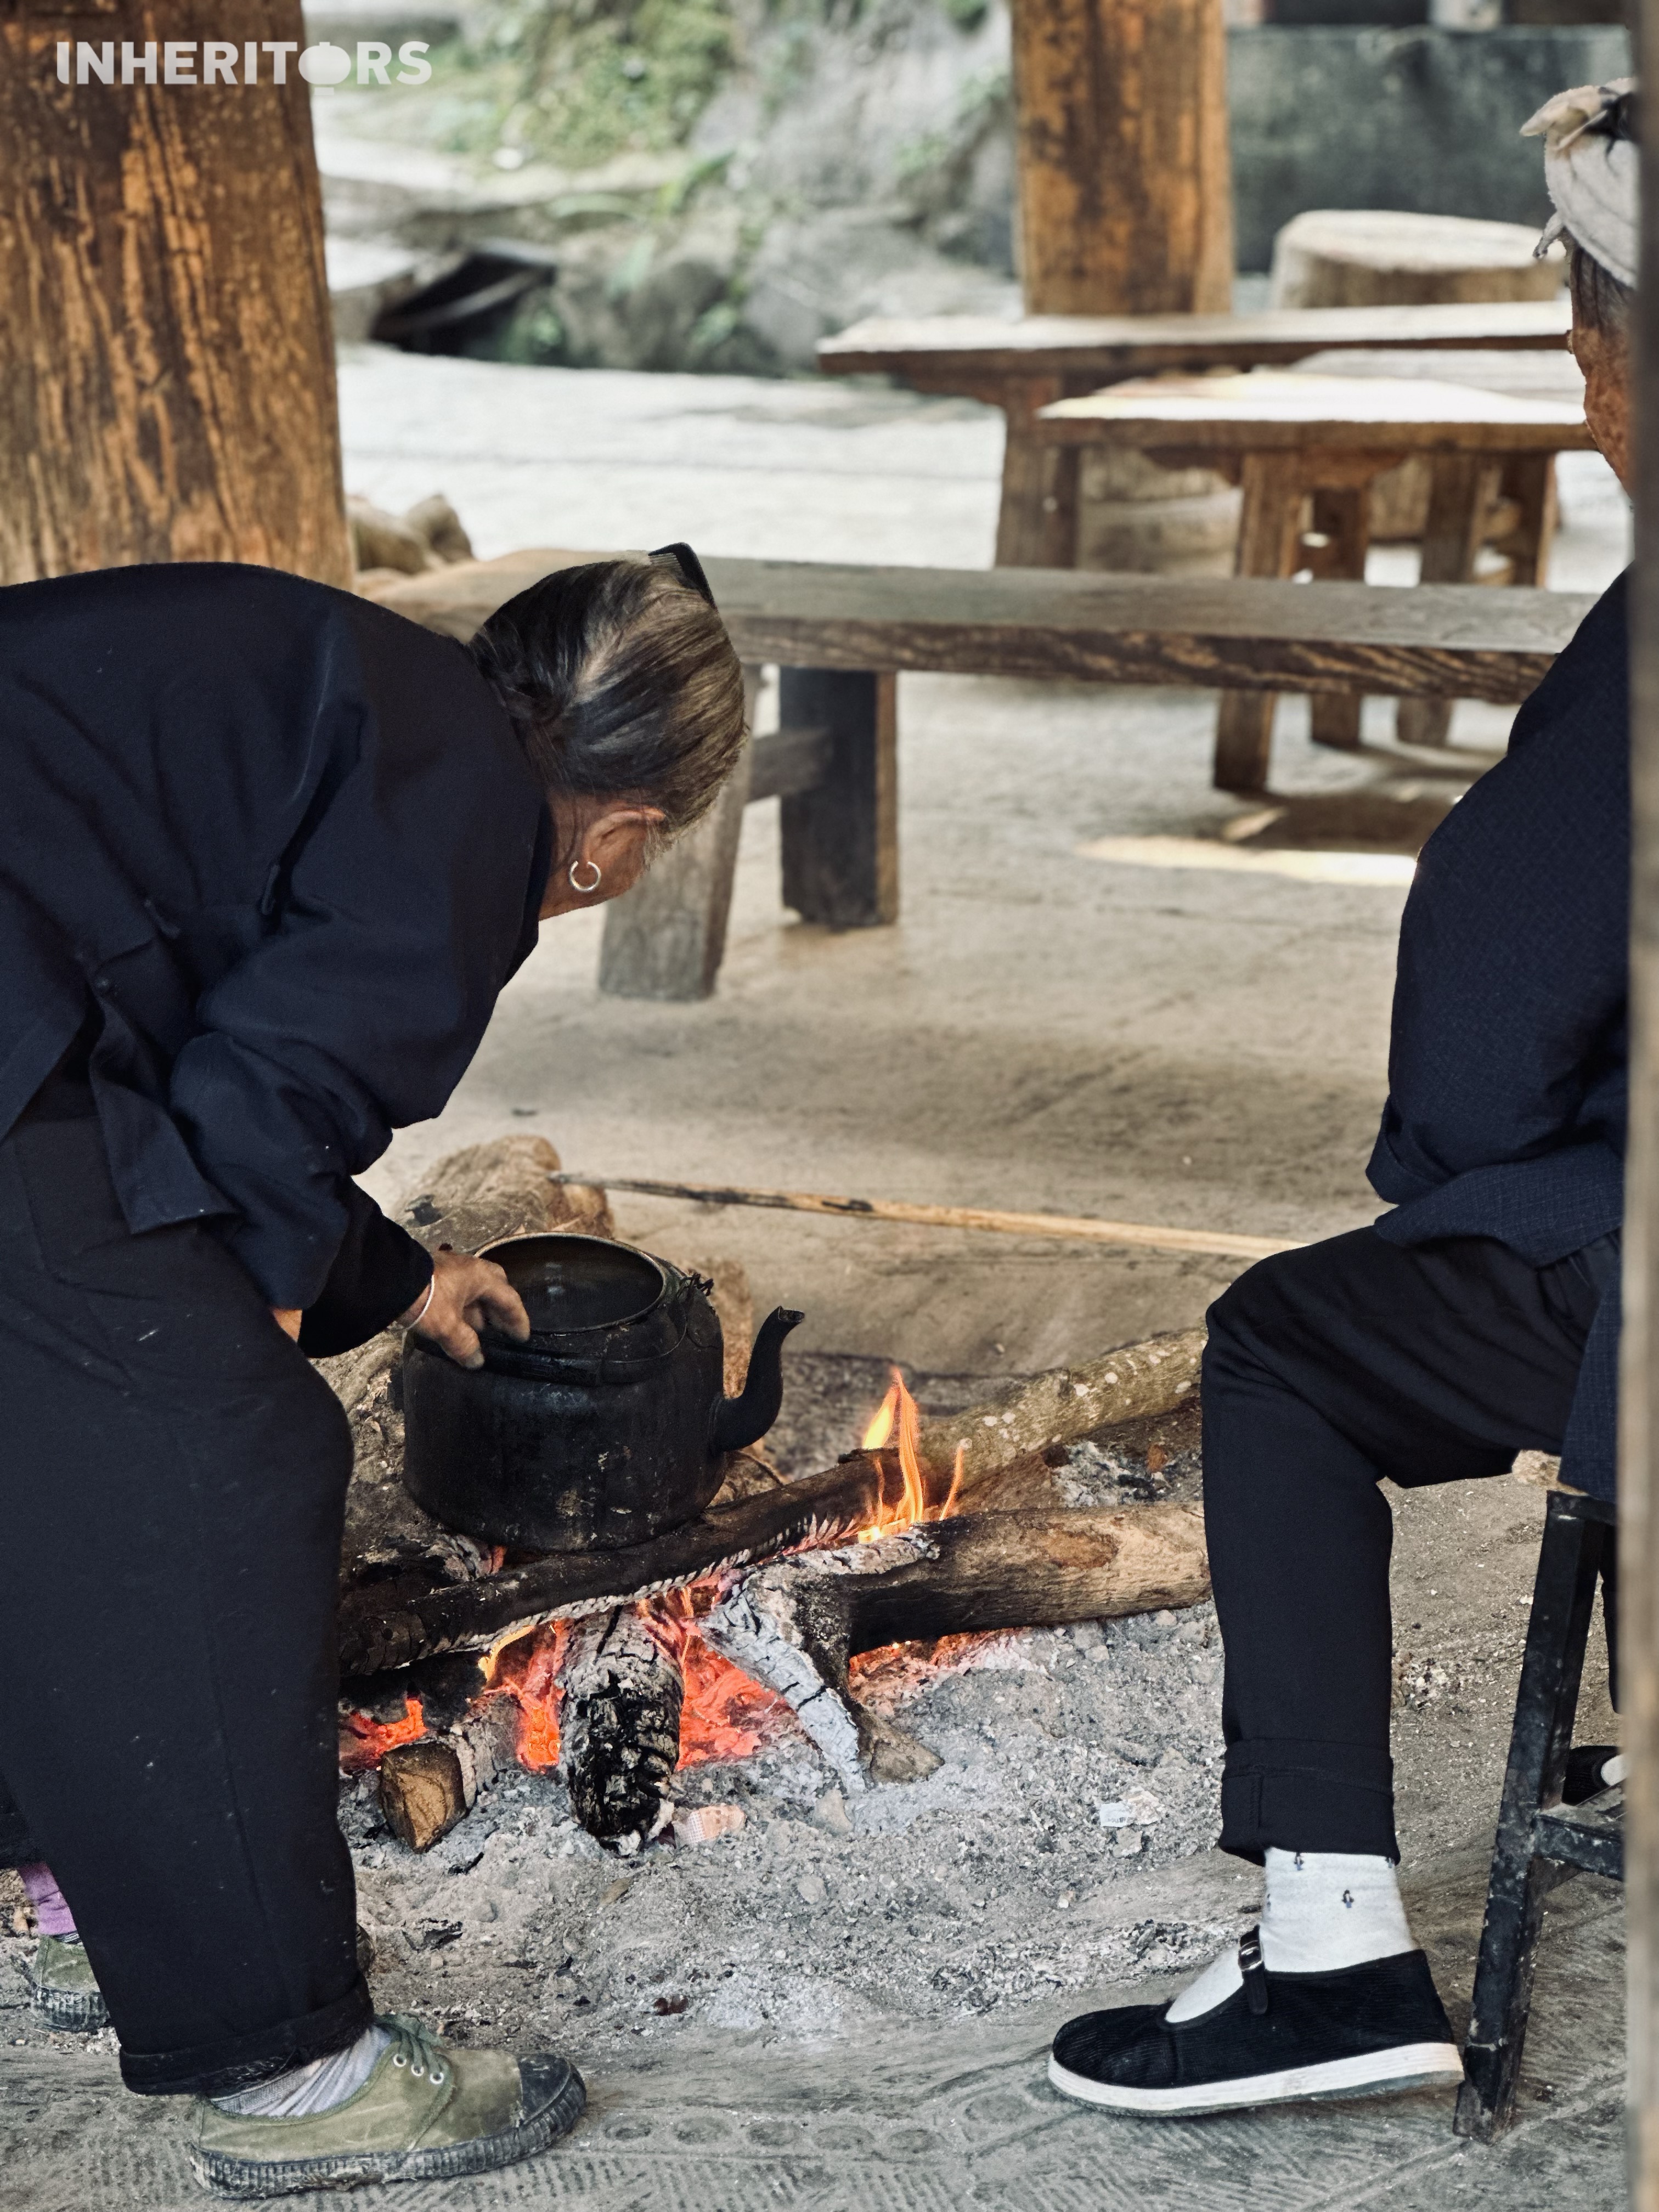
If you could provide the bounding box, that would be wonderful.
[0,1854,1623,2211]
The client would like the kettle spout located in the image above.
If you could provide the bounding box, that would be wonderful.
[710,1307,804,1455]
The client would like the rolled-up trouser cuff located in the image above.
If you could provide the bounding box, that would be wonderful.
[119,1974,374,2099]
[1220,1739,1398,1864]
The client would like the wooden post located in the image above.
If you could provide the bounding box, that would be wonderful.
[1009,0,1234,319]
[598,667,759,1001]
[778,669,899,930]
[1625,4,1659,2191]
[0,2,351,585]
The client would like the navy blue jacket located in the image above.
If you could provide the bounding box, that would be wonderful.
[0,564,550,1352]
[1368,572,1628,1497]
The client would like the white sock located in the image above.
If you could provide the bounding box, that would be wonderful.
[1166,1850,1415,2024]
[211,2024,391,2118]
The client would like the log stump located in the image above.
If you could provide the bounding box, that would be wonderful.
[1270,210,1568,545]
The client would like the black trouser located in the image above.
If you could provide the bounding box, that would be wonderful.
[1203,1226,1604,1864]
[0,1082,371,2095]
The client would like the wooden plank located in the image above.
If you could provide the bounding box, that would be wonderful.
[1010,0,1232,318]
[778,669,899,928]
[816,300,1573,382]
[366,552,1590,706]
[1037,371,1594,453]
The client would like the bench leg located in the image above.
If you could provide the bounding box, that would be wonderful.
[597,670,758,1001]
[1306,486,1372,751]
[1454,1496,1611,2141]
[1214,453,1306,793]
[1487,453,1559,590]
[1398,454,1500,751]
[779,668,898,929]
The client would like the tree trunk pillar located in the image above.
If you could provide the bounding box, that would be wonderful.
[1008,0,1237,574]
[0,3,351,586]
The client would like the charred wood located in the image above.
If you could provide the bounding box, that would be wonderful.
[701,1504,1209,1791]
[558,1607,685,1853]
[337,1331,1208,1675]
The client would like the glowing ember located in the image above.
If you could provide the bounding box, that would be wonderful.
[858,1369,965,1539]
[487,1622,568,1770]
[678,1632,799,1765]
[338,1695,426,1775]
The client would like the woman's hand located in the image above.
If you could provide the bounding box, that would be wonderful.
[399,1247,531,1370]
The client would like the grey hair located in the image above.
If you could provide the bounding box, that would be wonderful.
[469,559,746,867]
[1567,239,1632,343]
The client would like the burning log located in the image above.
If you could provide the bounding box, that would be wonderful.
[558,1607,685,1853]
[927,1331,1205,1511]
[337,1330,1205,1675]
[701,1504,1209,1792]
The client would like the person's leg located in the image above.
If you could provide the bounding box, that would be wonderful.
[1052,1226,1601,2115]
[1204,1228,1598,1861]
[0,1105,586,2190]
[0,1109,370,2095]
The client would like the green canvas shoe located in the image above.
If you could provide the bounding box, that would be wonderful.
[185,2015,585,2198]
[26,1934,109,2032]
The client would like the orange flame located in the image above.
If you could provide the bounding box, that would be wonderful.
[338,1695,427,1775]
[487,1622,569,1770]
[857,1369,964,1540]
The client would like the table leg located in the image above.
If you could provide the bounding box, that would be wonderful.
[995,377,1068,567]
[1214,452,1306,793]
[1397,452,1500,749]
[1488,452,1559,590]
[1306,486,1372,751]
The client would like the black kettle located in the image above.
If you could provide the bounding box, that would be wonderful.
[401,1233,803,1553]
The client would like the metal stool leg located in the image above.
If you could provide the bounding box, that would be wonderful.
[1454,1494,1612,2140]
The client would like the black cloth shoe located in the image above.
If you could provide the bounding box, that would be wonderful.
[1049,1931,1463,2117]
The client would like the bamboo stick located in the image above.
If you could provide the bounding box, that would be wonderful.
[548,1171,1297,1263]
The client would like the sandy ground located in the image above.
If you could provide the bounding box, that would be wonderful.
[1,350,1632,2207]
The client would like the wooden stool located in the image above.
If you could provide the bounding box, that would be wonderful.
[1037,371,1594,789]
[1454,1489,1621,2142]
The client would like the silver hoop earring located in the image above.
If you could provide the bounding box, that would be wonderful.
[568,858,602,895]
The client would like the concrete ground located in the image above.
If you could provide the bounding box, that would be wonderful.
[3,351,1632,2206]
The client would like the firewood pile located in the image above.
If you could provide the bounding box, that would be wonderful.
[330,1137,1210,1857]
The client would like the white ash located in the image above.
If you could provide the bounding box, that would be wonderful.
[335,1600,1233,2057]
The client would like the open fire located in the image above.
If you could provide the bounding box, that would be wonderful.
[343,1371,961,1806]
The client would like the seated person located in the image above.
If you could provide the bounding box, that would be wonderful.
[1050,80,1637,2116]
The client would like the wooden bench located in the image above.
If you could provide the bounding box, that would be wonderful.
[816,302,1573,568]
[1037,371,1595,785]
[366,550,1593,1000]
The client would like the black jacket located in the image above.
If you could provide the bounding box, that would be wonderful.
[1367,572,1628,1496]
[0,563,550,1353]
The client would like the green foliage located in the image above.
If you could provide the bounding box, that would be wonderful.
[475,0,736,167]
[939,0,989,28]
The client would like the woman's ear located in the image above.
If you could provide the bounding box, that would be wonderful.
[539,804,667,917]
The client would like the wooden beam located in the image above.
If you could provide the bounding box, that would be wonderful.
[748,724,833,804]
[0,2,351,586]
[1009,0,1233,318]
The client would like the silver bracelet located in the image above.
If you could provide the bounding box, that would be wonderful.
[405,1275,437,1330]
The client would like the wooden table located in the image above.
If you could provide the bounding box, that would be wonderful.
[1037,370,1595,787]
[367,550,1592,998]
[816,301,1573,568]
